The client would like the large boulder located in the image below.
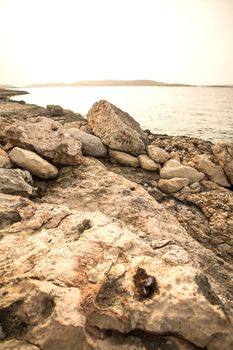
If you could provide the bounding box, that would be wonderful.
[0,148,11,168]
[67,128,107,158]
[158,177,189,193]
[4,117,83,165]
[9,147,58,179]
[87,100,147,155]
[109,149,140,167]
[47,104,64,116]
[191,154,230,187]
[160,159,205,185]
[0,168,34,197]
[147,145,170,163]
[212,142,233,184]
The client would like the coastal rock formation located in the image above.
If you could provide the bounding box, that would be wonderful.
[212,142,233,184]
[47,104,64,116]
[5,117,83,165]
[158,177,189,193]
[87,100,147,155]
[147,145,170,163]
[9,147,59,179]
[109,149,140,167]
[0,147,11,168]
[191,154,230,187]
[138,154,160,171]
[67,128,107,158]
[160,159,205,184]
[0,168,34,197]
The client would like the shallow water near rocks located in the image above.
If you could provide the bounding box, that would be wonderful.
[14,86,233,142]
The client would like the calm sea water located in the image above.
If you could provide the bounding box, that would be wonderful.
[15,86,233,142]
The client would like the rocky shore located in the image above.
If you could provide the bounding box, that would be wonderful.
[0,97,233,350]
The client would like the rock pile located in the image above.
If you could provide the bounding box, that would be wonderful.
[0,99,233,350]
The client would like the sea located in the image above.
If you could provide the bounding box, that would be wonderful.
[14,86,233,142]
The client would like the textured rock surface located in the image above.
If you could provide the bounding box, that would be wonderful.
[0,168,34,197]
[0,158,232,350]
[67,128,107,157]
[0,147,11,168]
[87,100,147,155]
[47,104,64,116]
[191,154,230,187]
[147,145,170,163]
[138,154,160,171]
[212,142,233,184]
[109,149,140,167]
[5,117,83,165]
[160,159,205,184]
[158,177,189,193]
[9,147,58,179]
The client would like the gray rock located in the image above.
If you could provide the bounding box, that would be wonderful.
[5,117,83,165]
[212,142,233,184]
[0,168,34,197]
[87,100,147,155]
[158,177,189,193]
[147,145,170,163]
[9,147,58,179]
[67,128,107,158]
[109,149,140,167]
[47,104,64,116]
[138,154,160,171]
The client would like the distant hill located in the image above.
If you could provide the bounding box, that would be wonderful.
[0,84,17,88]
[25,80,193,88]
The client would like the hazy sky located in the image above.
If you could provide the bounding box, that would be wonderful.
[0,0,233,86]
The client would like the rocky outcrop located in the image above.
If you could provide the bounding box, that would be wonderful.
[147,145,170,163]
[9,147,58,179]
[0,147,11,168]
[160,159,205,184]
[212,142,233,184]
[0,168,35,197]
[5,117,83,165]
[158,177,189,193]
[191,154,230,187]
[109,149,140,167]
[138,154,160,171]
[87,100,147,155]
[67,128,107,158]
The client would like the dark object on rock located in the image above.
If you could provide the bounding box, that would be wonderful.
[47,104,64,116]
[133,267,158,299]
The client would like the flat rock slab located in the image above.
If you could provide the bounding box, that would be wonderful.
[0,168,34,197]
[212,142,233,185]
[9,147,58,179]
[87,100,147,155]
[5,117,83,165]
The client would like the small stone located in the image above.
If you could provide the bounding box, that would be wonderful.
[147,145,170,163]
[109,149,140,167]
[47,104,63,116]
[160,160,205,185]
[158,178,189,193]
[138,154,160,171]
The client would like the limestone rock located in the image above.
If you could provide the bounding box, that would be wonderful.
[9,147,58,179]
[158,177,189,193]
[147,145,170,163]
[5,117,83,165]
[160,159,205,184]
[0,168,34,197]
[212,142,233,184]
[67,128,107,158]
[109,149,140,167]
[87,100,147,155]
[47,104,64,116]
[191,154,230,187]
[138,154,160,171]
[0,148,11,168]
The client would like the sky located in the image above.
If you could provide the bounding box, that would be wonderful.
[0,0,233,86]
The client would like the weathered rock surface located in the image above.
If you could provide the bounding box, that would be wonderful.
[47,104,64,116]
[138,154,160,171]
[87,100,147,155]
[0,158,232,350]
[4,117,83,165]
[160,159,205,184]
[212,142,233,184]
[109,149,140,167]
[67,128,107,158]
[0,147,11,168]
[191,154,230,187]
[147,145,170,163]
[9,147,58,179]
[0,168,34,197]
[158,177,189,193]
